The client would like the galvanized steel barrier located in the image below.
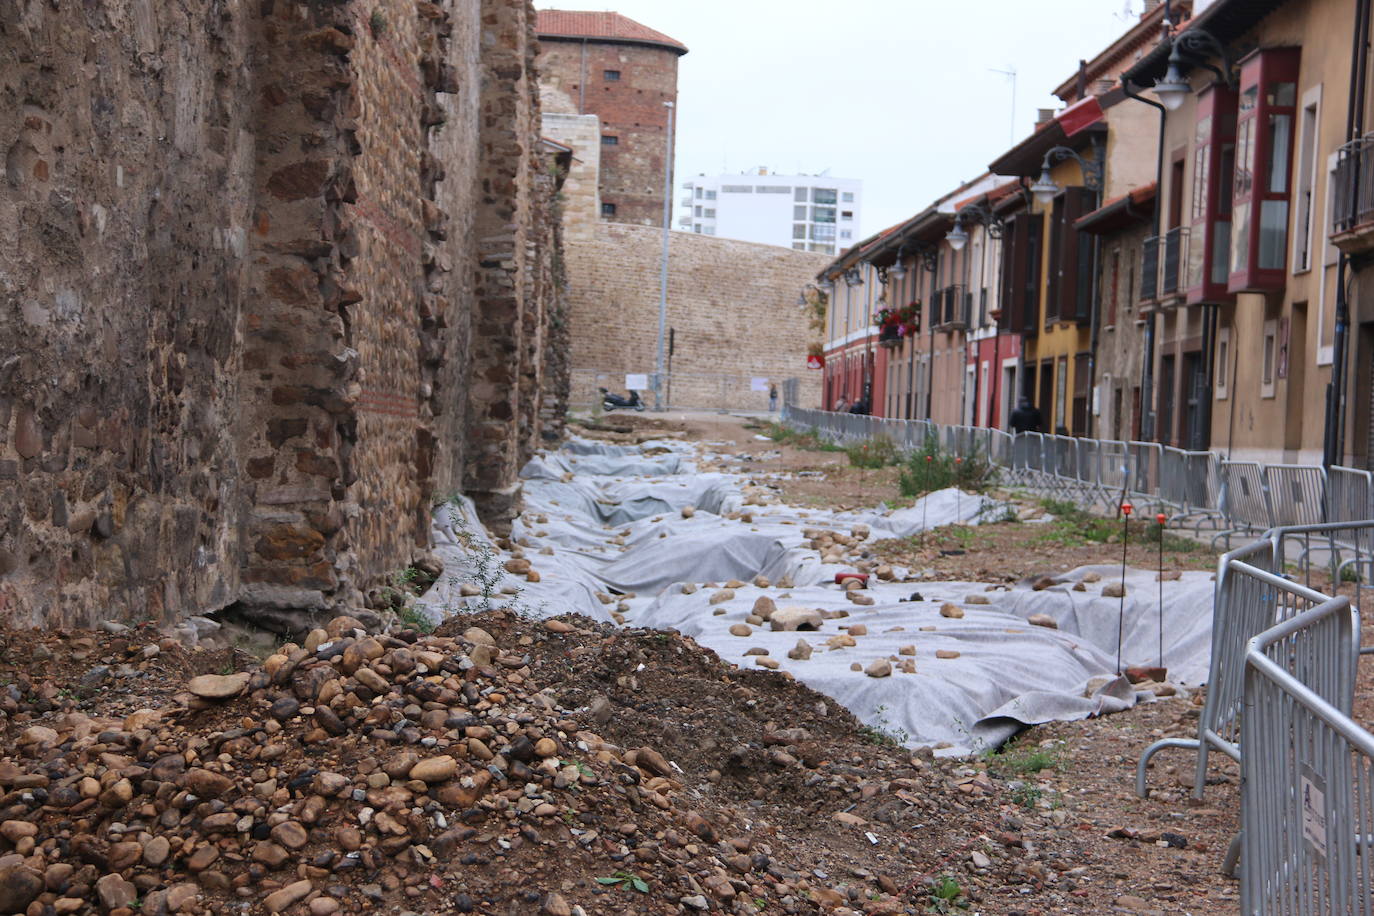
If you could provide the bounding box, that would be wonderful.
[1135,541,1339,800]
[780,406,1373,527]
[782,408,1374,903]
[1241,595,1364,914]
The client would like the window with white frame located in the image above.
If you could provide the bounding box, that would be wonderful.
[1261,319,1277,397]
[1293,87,1322,272]
[1215,327,1230,399]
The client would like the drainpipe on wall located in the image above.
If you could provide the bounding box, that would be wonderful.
[926,255,940,420]
[1123,79,1168,441]
[1085,136,1106,439]
[578,39,587,113]
[1326,0,1371,467]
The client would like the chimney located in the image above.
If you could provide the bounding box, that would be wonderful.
[1036,108,1055,126]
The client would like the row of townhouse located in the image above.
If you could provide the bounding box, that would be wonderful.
[814,0,1374,469]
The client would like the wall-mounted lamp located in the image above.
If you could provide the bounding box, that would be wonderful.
[1150,29,1235,113]
[944,202,1005,250]
[1028,143,1105,205]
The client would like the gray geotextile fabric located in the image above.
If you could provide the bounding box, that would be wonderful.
[417,436,1215,754]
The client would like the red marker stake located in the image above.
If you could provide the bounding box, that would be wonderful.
[1156,512,1167,670]
[921,454,933,547]
[954,457,963,525]
[1117,502,1133,675]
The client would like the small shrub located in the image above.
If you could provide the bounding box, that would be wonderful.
[898,436,994,497]
[846,435,898,469]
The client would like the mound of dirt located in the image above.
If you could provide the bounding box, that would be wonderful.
[0,608,1239,916]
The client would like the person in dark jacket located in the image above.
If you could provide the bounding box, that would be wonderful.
[1009,397,1043,434]
[848,395,870,416]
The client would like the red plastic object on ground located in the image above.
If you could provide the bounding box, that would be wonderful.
[834,572,869,585]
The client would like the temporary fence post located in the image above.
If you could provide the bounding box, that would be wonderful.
[1156,512,1167,669]
[955,457,963,524]
[1117,502,1133,675]
[922,455,932,547]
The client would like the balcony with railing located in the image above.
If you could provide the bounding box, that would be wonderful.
[1161,226,1188,298]
[1332,136,1374,254]
[1140,236,1159,303]
[932,285,970,331]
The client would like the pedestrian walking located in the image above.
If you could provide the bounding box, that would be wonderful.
[1009,397,1043,434]
[768,383,778,413]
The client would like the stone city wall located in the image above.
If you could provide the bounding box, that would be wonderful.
[0,0,566,630]
[566,225,827,411]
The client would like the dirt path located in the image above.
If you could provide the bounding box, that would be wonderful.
[559,411,1252,913]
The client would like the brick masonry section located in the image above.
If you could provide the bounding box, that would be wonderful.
[566,225,829,410]
[536,38,680,227]
[0,0,567,629]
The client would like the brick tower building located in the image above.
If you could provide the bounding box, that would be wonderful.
[535,10,687,227]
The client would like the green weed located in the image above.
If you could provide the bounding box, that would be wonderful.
[927,875,968,912]
[596,872,649,893]
[898,436,995,498]
[846,436,899,468]
[984,738,1065,777]
[858,704,910,747]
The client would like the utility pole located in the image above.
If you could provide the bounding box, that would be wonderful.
[654,101,675,411]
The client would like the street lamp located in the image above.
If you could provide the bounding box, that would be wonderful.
[890,252,907,280]
[1151,29,1236,112]
[1027,143,1106,205]
[945,222,970,251]
[1152,56,1192,111]
[945,202,1005,249]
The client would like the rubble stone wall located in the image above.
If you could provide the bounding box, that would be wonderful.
[0,0,565,630]
[0,0,259,627]
[566,225,828,411]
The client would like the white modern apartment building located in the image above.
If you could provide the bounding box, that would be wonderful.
[678,169,862,255]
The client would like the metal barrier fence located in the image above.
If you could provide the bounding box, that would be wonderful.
[1242,595,1364,913]
[1135,542,1339,801]
[780,406,1374,530]
[783,408,1374,904]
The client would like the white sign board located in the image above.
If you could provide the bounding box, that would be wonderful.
[1301,767,1328,860]
[750,377,769,392]
[625,374,649,391]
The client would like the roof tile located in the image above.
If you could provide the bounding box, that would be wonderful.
[535,10,687,53]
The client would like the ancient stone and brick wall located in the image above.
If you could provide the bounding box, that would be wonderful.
[536,38,680,227]
[0,0,566,629]
[0,0,259,627]
[566,225,828,410]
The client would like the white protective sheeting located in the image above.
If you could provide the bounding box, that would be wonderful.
[416,435,1216,754]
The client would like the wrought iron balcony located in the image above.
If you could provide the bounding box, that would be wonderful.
[1140,236,1160,302]
[1161,226,1188,297]
[932,285,969,330]
[1332,137,1374,252]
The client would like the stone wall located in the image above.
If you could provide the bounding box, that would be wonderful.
[566,225,828,410]
[0,0,258,627]
[0,0,566,629]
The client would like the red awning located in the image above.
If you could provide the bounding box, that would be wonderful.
[1058,96,1104,138]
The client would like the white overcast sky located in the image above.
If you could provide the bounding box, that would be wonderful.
[575,0,1153,239]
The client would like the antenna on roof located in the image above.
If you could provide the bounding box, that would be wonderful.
[988,66,1017,147]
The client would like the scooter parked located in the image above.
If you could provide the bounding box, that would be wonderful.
[599,387,645,411]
